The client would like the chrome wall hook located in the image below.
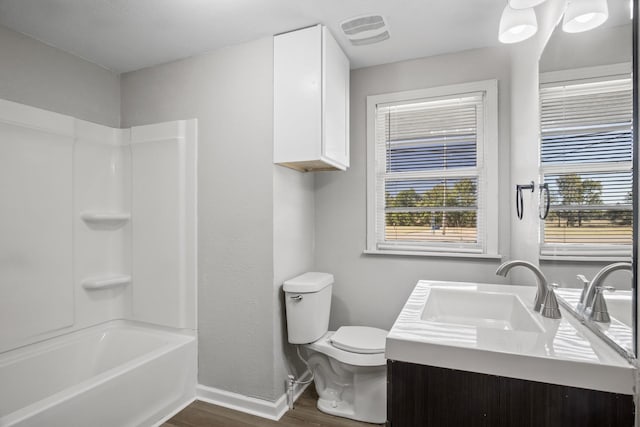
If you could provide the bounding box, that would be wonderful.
[516,181,535,220]
[539,182,550,220]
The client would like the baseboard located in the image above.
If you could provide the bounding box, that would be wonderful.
[196,370,312,421]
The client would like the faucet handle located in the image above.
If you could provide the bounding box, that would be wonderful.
[541,283,562,319]
[576,274,590,309]
[589,286,612,323]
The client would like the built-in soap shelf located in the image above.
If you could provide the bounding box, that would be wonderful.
[80,212,130,229]
[82,275,131,290]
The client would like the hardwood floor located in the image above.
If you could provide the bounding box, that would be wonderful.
[162,387,382,427]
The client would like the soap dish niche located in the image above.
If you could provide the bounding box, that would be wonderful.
[81,212,130,229]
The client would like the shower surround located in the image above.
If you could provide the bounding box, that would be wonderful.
[0,99,197,426]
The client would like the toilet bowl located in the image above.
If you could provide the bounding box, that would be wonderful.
[283,272,388,424]
[304,327,387,423]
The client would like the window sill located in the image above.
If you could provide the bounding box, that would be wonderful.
[539,255,632,263]
[363,249,503,260]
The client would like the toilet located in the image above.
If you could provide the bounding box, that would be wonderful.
[283,272,387,424]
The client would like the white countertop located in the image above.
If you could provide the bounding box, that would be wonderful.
[386,280,635,395]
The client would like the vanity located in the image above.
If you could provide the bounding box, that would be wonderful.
[385,281,635,427]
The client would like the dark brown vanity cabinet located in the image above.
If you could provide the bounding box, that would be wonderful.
[387,361,634,427]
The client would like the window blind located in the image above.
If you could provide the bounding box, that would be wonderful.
[374,93,485,251]
[540,78,633,251]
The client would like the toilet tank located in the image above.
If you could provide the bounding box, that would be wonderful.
[283,272,334,344]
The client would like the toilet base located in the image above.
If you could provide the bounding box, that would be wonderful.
[304,335,387,424]
[317,398,356,420]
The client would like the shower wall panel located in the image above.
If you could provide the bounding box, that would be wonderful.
[74,120,131,326]
[130,120,197,330]
[0,100,74,352]
[0,99,197,353]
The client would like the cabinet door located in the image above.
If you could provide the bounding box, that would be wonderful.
[388,361,635,427]
[322,26,349,168]
[273,25,322,164]
[387,361,501,427]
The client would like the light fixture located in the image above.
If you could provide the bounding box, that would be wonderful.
[508,0,547,9]
[562,0,609,33]
[499,5,538,44]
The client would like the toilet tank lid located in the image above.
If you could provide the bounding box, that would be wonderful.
[283,272,334,293]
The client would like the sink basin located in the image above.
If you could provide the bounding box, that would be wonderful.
[421,287,543,333]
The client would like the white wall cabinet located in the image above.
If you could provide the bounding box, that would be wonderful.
[274,25,350,172]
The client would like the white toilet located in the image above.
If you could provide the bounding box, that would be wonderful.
[283,272,387,424]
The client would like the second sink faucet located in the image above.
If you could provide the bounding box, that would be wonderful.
[578,262,632,316]
[496,260,548,312]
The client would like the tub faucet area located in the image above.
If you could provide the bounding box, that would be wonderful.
[495,260,548,313]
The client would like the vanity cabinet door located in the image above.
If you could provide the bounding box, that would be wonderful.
[387,361,634,427]
[387,360,501,426]
[498,375,634,427]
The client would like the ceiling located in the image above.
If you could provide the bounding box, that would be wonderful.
[0,0,632,74]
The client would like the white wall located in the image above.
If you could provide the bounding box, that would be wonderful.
[0,25,120,127]
[314,47,513,331]
[121,37,299,401]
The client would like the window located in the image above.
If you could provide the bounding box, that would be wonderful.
[366,80,499,256]
[539,70,633,257]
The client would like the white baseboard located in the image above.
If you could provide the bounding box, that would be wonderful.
[196,370,312,421]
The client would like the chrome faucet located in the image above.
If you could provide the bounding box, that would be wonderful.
[496,260,548,312]
[578,262,631,317]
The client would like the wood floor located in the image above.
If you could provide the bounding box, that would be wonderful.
[162,387,382,427]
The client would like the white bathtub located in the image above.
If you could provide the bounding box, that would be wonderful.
[0,321,196,427]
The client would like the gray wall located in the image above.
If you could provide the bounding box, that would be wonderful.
[121,36,309,401]
[0,25,120,127]
[273,166,315,386]
[315,47,513,331]
[540,23,632,72]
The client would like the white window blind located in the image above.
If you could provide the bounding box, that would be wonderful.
[373,93,486,253]
[540,77,633,255]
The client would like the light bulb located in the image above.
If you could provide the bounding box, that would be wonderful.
[499,5,538,43]
[562,0,608,33]
[574,12,597,22]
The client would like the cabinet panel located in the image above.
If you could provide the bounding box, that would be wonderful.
[274,25,322,165]
[387,361,634,427]
[387,360,500,427]
[274,25,349,172]
[322,26,349,168]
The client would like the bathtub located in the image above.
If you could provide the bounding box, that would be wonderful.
[0,321,196,427]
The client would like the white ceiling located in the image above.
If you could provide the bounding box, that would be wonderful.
[0,0,632,74]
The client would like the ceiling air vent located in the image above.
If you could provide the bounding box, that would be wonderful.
[340,15,390,46]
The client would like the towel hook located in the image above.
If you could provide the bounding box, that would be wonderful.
[539,183,550,220]
[516,181,535,220]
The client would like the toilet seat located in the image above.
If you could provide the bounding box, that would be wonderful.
[306,330,387,367]
[330,326,387,354]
